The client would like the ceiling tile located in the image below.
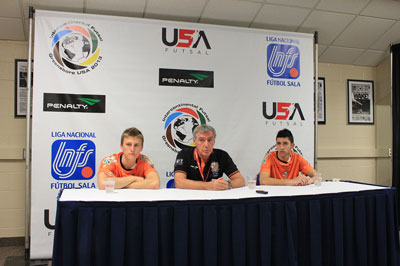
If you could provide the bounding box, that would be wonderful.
[144,0,207,22]
[86,0,146,17]
[319,46,364,64]
[22,0,85,18]
[199,0,261,27]
[252,4,311,32]
[370,21,400,50]
[298,10,354,45]
[361,0,400,20]
[0,0,396,67]
[333,16,395,49]
[0,18,25,41]
[0,0,22,18]
[266,0,319,9]
[353,50,386,66]
[318,44,327,56]
[316,0,370,14]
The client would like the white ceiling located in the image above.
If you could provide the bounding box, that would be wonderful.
[2,0,400,66]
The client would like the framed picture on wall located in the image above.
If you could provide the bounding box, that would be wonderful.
[318,77,326,124]
[347,79,374,124]
[14,59,33,117]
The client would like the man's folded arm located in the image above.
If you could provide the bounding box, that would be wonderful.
[98,171,135,189]
[126,171,160,189]
[174,171,211,190]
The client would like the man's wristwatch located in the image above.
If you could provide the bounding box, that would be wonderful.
[227,180,232,190]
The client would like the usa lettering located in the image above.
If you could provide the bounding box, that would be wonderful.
[262,102,305,120]
[162,28,211,49]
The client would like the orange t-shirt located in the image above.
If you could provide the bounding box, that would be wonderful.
[260,151,313,179]
[99,152,156,178]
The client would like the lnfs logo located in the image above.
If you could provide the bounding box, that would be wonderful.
[162,28,211,55]
[262,102,305,120]
[267,44,300,79]
[51,140,95,180]
[49,22,103,75]
[162,103,211,152]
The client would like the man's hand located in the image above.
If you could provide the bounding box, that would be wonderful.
[208,177,229,190]
[291,174,309,186]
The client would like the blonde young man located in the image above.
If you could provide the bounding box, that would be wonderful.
[98,127,160,189]
[259,128,316,186]
[174,124,245,190]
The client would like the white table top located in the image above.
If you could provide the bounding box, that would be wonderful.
[59,181,389,202]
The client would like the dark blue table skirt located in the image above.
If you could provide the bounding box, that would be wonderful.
[52,188,399,266]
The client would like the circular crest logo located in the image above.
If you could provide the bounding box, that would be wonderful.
[162,103,211,152]
[49,22,103,74]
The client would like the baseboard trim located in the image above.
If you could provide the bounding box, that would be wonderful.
[0,237,24,247]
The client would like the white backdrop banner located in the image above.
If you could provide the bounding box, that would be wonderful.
[31,10,315,258]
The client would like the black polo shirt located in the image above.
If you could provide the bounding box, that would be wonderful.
[174,147,239,182]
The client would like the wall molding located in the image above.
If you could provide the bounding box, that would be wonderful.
[0,148,25,160]
[0,237,24,247]
[317,148,391,159]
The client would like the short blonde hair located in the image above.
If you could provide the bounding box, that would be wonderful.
[121,127,144,145]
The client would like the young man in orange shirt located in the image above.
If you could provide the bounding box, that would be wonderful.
[259,128,317,186]
[98,127,160,189]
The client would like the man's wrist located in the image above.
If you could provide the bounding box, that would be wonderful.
[227,180,232,189]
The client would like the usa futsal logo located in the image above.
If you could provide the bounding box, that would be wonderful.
[51,140,95,180]
[267,44,300,79]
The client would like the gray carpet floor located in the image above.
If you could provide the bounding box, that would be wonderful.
[0,244,51,266]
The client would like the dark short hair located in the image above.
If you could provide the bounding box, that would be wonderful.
[121,127,144,145]
[276,128,294,143]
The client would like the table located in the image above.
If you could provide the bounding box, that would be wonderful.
[52,182,399,266]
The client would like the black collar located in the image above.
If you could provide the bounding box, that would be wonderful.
[275,151,289,164]
[120,153,137,171]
